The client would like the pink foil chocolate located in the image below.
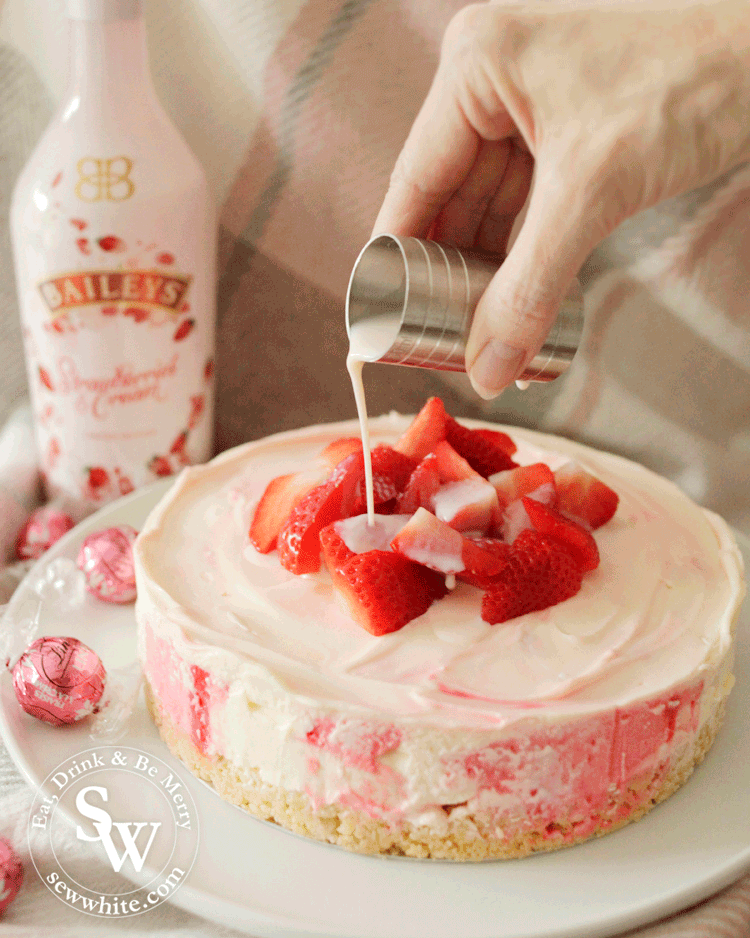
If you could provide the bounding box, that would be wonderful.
[0,837,23,915]
[77,525,138,603]
[12,636,106,727]
[15,507,74,561]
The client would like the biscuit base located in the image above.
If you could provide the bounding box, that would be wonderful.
[145,682,725,861]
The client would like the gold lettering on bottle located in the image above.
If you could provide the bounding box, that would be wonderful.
[98,274,117,300]
[82,275,96,301]
[121,274,139,301]
[75,157,135,202]
[37,270,192,314]
[62,278,83,305]
[40,282,62,310]
[160,280,180,306]
[143,276,161,301]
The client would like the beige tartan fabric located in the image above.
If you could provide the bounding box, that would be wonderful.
[0,0,749,934]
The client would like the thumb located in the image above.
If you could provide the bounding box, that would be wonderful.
[465,175,597,399]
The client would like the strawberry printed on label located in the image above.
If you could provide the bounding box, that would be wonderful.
[174,318,195,342]
[38,366,54,391]
[204,358,214,383]
[70,218,87,231]
[188,394,205,429]
[75,237,91,255]
[47,437,61,470]
[157,252,175,265]
[115,468,135,495]
[123,306,149,323]
[97,235,126,252]
[87,466,109,489]
[170,431,188,455]
[149,455,174,478]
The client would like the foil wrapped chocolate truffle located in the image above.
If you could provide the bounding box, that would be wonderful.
[12,636,106,727]
[15,507,74,561]
[0,838,23,915]
[76,525,138,603]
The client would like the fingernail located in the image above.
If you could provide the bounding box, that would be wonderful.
[469,340,526,399]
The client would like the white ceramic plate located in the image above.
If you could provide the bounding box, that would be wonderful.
[1,482,749,938]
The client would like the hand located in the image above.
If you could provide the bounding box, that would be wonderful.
[373,0,750,398]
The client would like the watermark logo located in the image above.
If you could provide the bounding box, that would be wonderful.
[28,746,199,917]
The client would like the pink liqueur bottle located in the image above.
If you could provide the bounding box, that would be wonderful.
[10,0,217,517]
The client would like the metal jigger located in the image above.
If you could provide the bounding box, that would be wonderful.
[346,234,584,382]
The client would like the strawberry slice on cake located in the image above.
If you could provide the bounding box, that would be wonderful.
[481,528,585,624]
[553,462,619,529]
[391,508,508,581]
[430,442,500,534]
[320,522,447,636]
[248,396,620,635]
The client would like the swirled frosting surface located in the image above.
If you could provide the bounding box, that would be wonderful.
[135,414,743,728]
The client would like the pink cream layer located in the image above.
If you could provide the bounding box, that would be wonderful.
[143,623,704,843]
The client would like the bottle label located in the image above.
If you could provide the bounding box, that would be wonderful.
[38,270,191,314]
[15,194,215,517]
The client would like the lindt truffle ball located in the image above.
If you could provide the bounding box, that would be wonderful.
[0,838,23,915]
[12,636,106,727]
[15,507,74,561]
[77,525,138,603]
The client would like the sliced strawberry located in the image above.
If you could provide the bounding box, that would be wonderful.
[319,523,355,571]
[391,509,510,583]
[490,463,556,512]
[278,473,357,574]
[445,418,518,477]
[250,468,327,553]
[432,480,499,534]
[554,462,619,529]
[458,537,512,587]
[391,507,465,574]
[320,437,362,470]
[500,497,534,544]
[522,497,600,571]
[432,440,479,483]
[396,452,441,514]
[329,549,447,636]
[481,529,584,624]
[328,514,412,556]
[369,445,418,503]
[340,446,418,516]
[431,442,499,533]
[394,397,449,460]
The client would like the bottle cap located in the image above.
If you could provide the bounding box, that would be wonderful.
[346,234,584,382]
[66,0,141,20]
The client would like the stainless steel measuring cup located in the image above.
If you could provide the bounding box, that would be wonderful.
[346,234,584,382]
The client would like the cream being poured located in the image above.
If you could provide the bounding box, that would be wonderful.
[346,314,403,526]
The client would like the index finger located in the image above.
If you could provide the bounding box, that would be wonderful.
[372,67,481,238]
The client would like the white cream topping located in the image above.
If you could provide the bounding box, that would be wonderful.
[335,514,411,554]
[135,414,744,729]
